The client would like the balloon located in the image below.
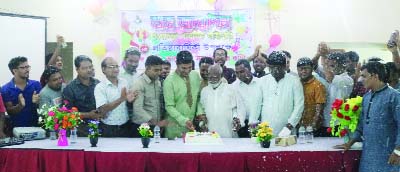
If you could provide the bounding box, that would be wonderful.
[269,34,282,48]
[92,43,106,57]
[105,38,119,53]
[206,0,216,5]
[267,46,278,55]
[87,1,103,16]
[269,0,282,11]
[214,0,224,11]
[105,51,116,58]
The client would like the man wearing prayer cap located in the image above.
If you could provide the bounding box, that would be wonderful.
[259,51,304,136]
[297,57,326,135]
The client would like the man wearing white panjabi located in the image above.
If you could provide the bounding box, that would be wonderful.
[200,64,246,138]
[261,51,304,136]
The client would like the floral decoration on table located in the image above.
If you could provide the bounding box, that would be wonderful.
[328,96,363,137]
[88,120,101,138]
[256,121,274,143]
[38,103,83,131]
[138,123,153,138]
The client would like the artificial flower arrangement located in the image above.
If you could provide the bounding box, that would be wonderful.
[256,121,274,143]
[138,123,153,138]
[38,102,83,131]
[88,120,101,138]
[328,96,362,137]
[249,122,260,138]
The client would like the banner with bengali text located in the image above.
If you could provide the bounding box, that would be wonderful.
[121,9,254,69]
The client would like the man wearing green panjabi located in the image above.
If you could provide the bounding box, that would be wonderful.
[163,50,204,139]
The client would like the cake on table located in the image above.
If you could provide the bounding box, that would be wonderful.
[184,131,223,145]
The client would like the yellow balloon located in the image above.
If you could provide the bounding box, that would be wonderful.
[206,0,216,5]
[92,43,106,57]
[270,0,282,11]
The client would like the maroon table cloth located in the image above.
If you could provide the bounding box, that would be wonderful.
[0,149,361,172]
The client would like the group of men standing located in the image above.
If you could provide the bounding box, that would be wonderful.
[1,33,400,170]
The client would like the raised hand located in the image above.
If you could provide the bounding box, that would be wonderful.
[32,91,40,104]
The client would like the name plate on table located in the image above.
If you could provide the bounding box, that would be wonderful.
[275,135,297,146]
[13,127,46,140]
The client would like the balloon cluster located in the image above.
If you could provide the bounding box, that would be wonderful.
[92,38,120,59]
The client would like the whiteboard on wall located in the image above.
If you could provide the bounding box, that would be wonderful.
[0,13,46,86]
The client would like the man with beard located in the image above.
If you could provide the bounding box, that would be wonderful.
[213,48,236,84]
[199,57,214,90]
[40,35,65,87]
[252,53,268,78]
[260,51,304,135]
[39,66,65,108]
[63,55,103,136]
[1,56,41,129]
[159,60,171,85]
[233,59,262,137]
[163,51,204,139]
[296,57,326,135]
[200,64,245,137]
[120,47,140,87]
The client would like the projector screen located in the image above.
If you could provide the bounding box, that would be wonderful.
[0,13,46,86]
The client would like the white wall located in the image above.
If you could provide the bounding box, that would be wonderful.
[0,0,399,80]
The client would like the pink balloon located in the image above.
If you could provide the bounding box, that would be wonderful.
[105,38,119,52]
[269,34,282,47]
[214,0,224,11]
[105,51,117,59]
[267,47,278,55]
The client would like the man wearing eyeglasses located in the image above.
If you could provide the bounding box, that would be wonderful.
[39,66,65,108]
[1,56,42,130]
[94,57,138,137]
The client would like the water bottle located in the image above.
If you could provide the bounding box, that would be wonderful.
[49,130,56,140]
[306,126,314,143]
[154,125,160,143]
[298,126,306,144]
[70,128,77,144]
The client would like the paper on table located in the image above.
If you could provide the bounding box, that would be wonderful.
[278,127,291,137]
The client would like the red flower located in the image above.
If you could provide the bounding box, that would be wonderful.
[344,116,351,121]
[327,127,332,133]
[332,99,344,110]
[344,104,350,111]
[337,112,344,118]
[340,129,347,137]
[352,105,359,112]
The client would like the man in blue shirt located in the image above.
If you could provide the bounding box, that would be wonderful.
[1,56,41,128]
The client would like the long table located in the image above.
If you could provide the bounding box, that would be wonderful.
[0,137,361,172]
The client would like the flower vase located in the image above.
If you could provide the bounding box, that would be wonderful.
[57,129,68,146]
[90,137,98,147]
[141,137,150,148]
[260,141,271,148]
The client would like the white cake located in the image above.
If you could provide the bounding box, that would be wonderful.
[184,131,223,145]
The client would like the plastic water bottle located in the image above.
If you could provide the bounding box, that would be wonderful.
[154,125,160,143]
[70,128,77,144]
[306,126,314,143]
[298,126,306,144]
